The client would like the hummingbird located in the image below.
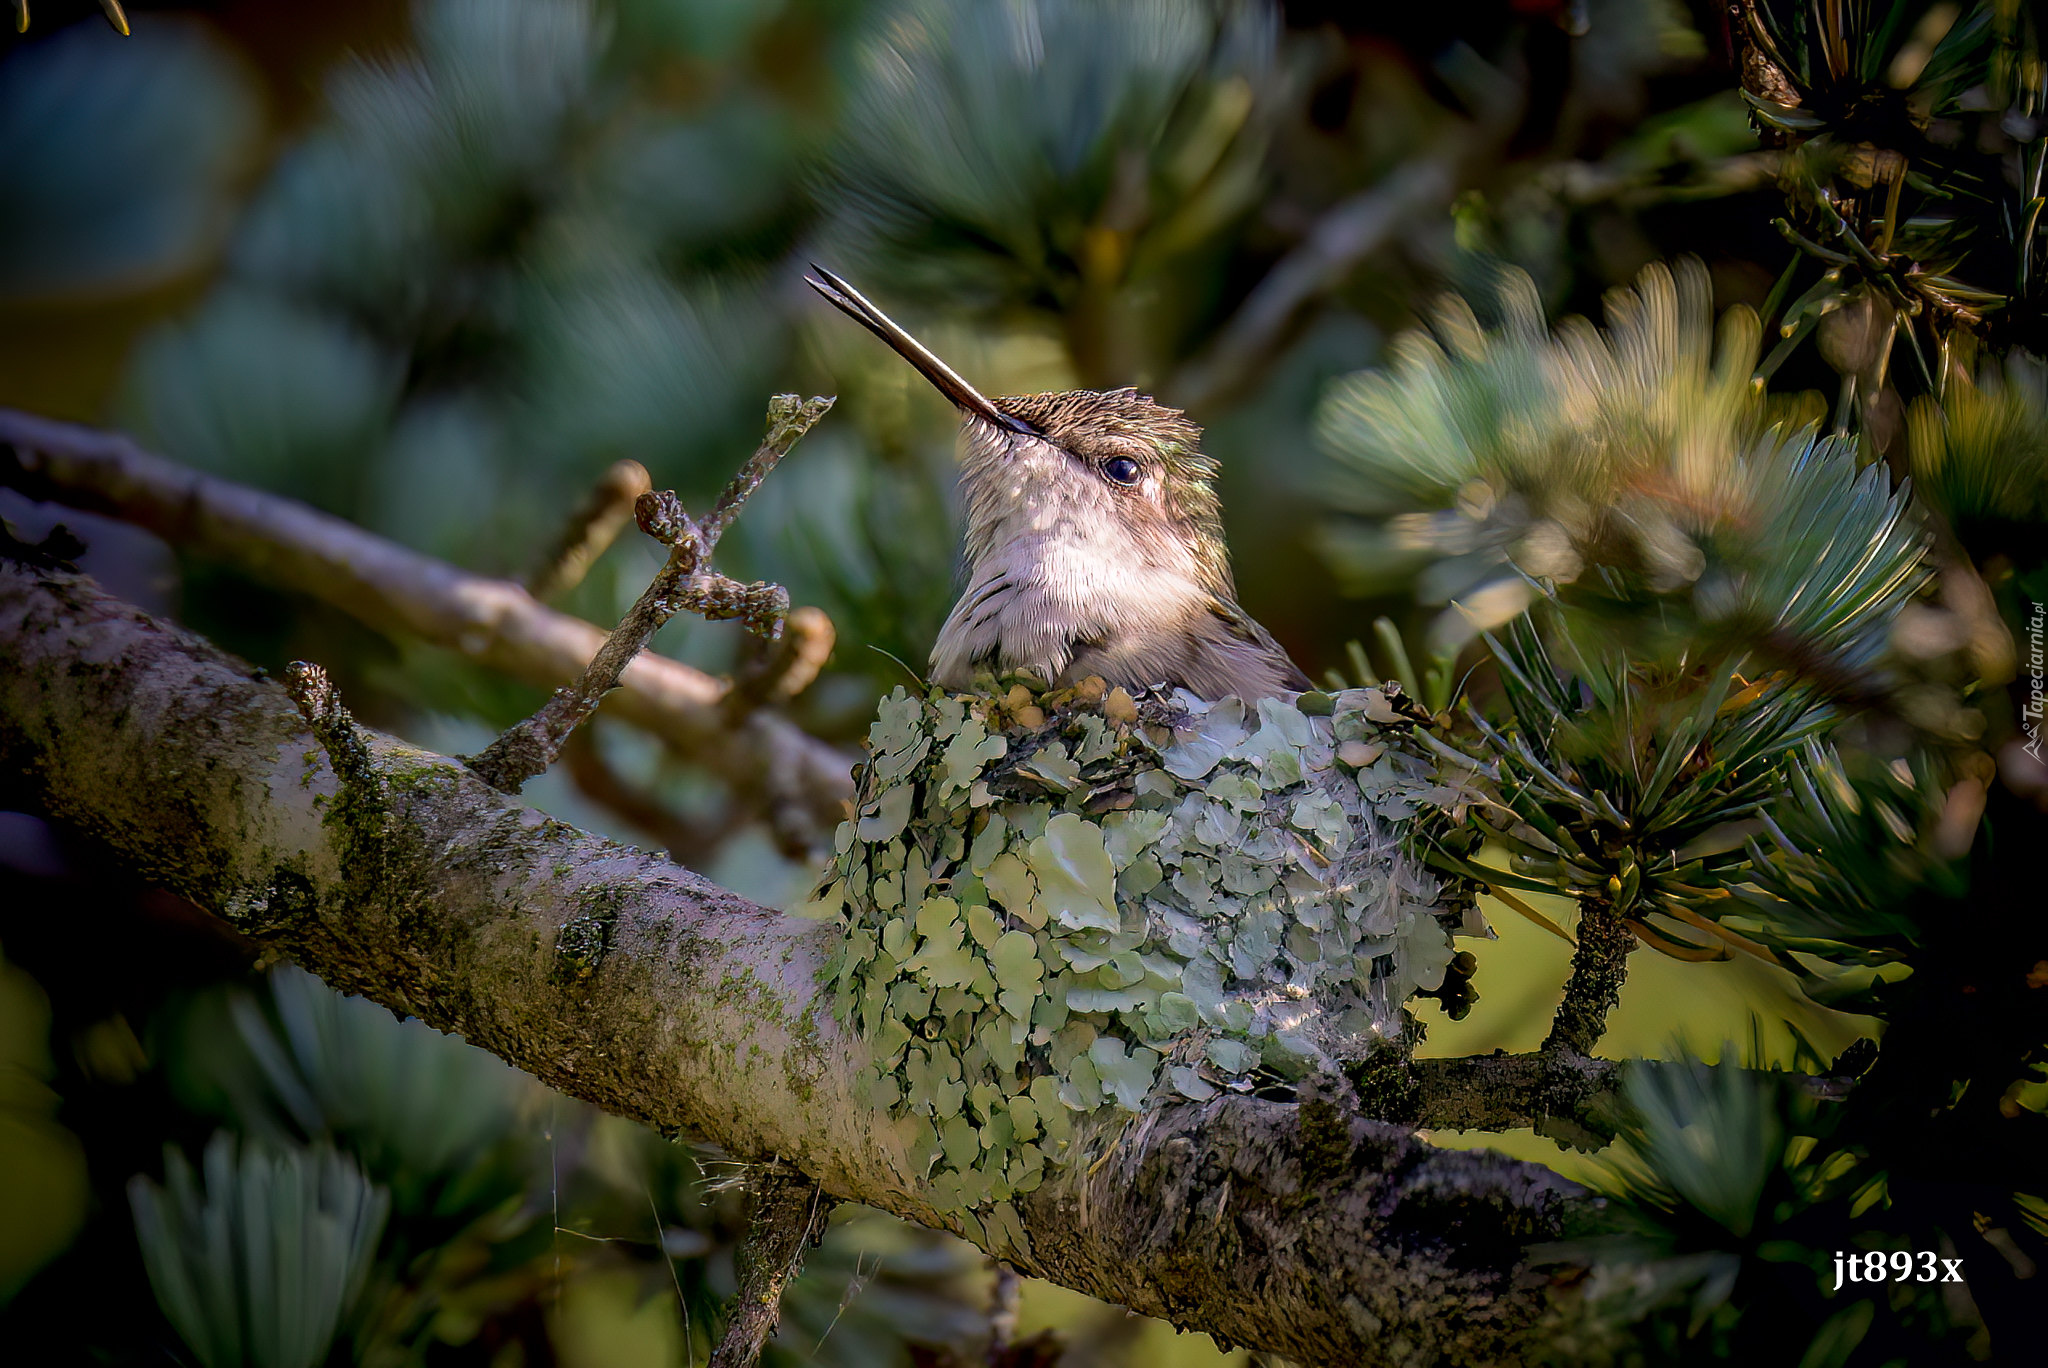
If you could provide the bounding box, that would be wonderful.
[807,266,1308,703]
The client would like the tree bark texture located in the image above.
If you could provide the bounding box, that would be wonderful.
[0,560,1587,1366]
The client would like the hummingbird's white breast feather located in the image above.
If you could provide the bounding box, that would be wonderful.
[930,424,1287,699]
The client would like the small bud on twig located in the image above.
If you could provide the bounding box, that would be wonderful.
[634,488,697,551]
[283,661,373,790]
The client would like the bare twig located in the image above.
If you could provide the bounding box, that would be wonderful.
[0,407,854,840]
[560,609,835,865]
[282,661,372,790]
[562,725,744,867]
[709,1169,835,1368]
[467,395,831,793]
[526,458,654,602]
[730,605,836,714]
[700,398,827,546]
[1166,158,1462,412]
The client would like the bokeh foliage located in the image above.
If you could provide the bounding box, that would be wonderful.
[1313,5,2048,1363]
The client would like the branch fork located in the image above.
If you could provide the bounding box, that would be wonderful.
[466,395,834,795]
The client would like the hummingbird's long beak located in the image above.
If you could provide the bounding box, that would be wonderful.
[805,265,1032,435]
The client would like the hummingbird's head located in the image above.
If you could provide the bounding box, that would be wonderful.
[806,267,1234,599]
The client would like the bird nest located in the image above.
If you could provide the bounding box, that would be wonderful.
[798,674,1484,1245]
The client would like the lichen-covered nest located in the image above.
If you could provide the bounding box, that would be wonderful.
[799,676,1482,1244]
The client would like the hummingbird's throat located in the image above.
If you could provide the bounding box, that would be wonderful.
[933,431,1219,692]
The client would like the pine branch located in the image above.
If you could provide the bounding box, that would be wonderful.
[1543,898,1638,1060]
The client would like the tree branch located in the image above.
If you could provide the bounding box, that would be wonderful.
[0,408,854,846]
[0,559,1587,1366]
[1542,898,1637,1059]
[467,395,830,793]
[525,458,653,603]
[1166,158,1462,412]
[1400,1053,1625,1137]
[708,1170,835,1368]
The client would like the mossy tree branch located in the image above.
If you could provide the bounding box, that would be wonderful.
[0,558,1588,1367]
[0,407,854,849]
[1542,898,1638,1060]
[708,1170,835,1368]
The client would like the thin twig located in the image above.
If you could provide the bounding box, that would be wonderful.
[0,406,855,839]
[700,400,823,547]
[1167,155,1463,412]
[1533,896,1639,1144]
[280,660,391,893]
[708,1168,835,1368]
[1542,897,1636,1059]
[527,458,654,602]
[281,661,373,791]
[729,605,837,715]
[467,395,831,793]
[563,725,745,866]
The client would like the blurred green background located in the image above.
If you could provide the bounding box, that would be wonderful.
[0,0,1908,1363]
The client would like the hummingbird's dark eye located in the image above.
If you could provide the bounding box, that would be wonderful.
[1102,456,1142,486]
